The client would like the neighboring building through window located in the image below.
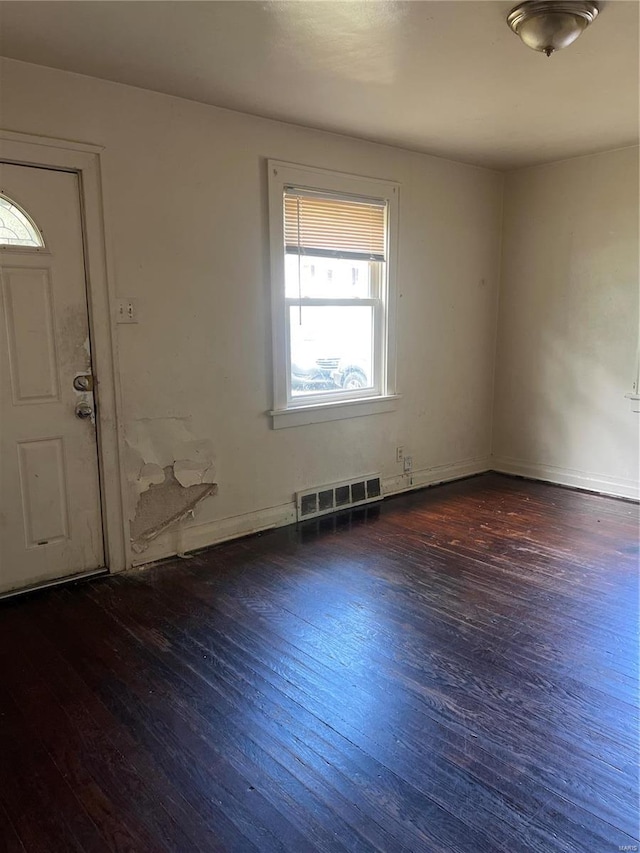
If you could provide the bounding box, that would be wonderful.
[268,161,399,427]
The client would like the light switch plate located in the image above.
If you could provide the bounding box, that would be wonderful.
[116,298,138,324]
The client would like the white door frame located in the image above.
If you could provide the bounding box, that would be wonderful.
[0,129,128,574]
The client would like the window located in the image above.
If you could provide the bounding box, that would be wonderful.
[0,194,44,248]
[268,161,399,428]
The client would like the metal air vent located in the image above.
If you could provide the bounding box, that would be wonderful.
[296,474,382,522]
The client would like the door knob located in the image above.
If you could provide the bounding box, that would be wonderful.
[73,374,93,392]
[75,402,93,420]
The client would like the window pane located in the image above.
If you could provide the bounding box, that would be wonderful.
[0,195,44,248]
[285,255,376,299]
[289,305,374,397]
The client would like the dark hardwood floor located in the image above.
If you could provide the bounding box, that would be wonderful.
[0,472,638,853]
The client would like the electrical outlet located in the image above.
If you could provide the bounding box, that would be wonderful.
[396,446,404,463]
[403,456,413,473]
[116,298,138,324]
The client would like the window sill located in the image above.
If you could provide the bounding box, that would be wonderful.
[270,394,400,429]
[625,392,640,413]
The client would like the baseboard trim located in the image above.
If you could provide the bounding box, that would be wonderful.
[382,456,491,497]
[132,502,297,567]
[132,456,492,566]
[491,456,639,502]
[132,455,636,568]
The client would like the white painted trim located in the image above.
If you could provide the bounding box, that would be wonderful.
[132,502,297,567]
[271,394,400,428]
[267,159,400,424]
[383,456,491,496]
[0,129,104,155]
[0,568,108,602]
[492,456,640,501]
[132,457,491,566]
[133,454,636,568]
[0,130,128,572]
[625,393,640,413]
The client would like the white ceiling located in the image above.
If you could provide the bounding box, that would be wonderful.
[0,1,637,170]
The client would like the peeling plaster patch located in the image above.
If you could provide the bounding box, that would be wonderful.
[139,462,165,491]
[126,418,215,473]
[174,459,216,488]
[130,466,217,553]
[124,418,217,550]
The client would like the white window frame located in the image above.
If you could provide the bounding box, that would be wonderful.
[268,160,400,429]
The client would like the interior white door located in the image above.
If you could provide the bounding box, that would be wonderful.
[0,163,104,594]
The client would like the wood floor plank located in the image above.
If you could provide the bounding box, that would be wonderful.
[0,684,114,853]
[0,799,28,853]
[0,473,637,852]
[132,562,638,841]
[52,589,477,853]
[87,577,512,852]
[89,571,633,853]
[0,612,233,853]
[29,593,309,853]
[135,547,635,779]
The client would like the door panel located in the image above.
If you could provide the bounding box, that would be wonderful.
[0,163,104,593]
[3,267,60,402]
[17,437,70,547]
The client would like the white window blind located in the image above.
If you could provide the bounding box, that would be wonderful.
[284,189,386,262]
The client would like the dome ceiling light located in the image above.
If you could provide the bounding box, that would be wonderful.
[507,1,600,57]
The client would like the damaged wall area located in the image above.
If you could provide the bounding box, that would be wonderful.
[130,466,216,553]
[124,417,217,553]
[1,58,505,568]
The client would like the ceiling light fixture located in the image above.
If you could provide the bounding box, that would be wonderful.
[507,1,599,57]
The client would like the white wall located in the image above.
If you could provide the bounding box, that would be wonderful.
[0,58,504,563]
[493,146,639,499]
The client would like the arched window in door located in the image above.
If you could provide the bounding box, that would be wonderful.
[0,193,45,248]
